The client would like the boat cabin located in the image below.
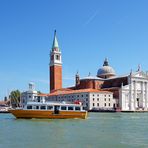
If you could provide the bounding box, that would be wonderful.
[24,102,85,113]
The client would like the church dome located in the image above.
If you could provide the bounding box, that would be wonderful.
[97,58,116,79]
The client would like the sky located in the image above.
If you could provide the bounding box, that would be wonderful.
[0,0,148,99]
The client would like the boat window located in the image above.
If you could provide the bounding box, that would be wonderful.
[68,106,74,111]
[61,106,67,110]
[75,106,80,111]
[47,106,53,110]
[40,106,46,110]
[36,106,39,109]
[27,105,32,109]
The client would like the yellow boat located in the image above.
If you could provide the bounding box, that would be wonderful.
[9,102,87,119]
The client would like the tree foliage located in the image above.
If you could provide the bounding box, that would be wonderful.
[10,90,21,107]
[37,91,42,94]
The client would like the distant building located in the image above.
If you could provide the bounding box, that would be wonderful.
[46,88,114,111]
[0,101,7,106]
[21,83,47,107]
[21,83,38,106]
[0,100,10,113]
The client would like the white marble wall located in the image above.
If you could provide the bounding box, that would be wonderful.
[120,73,148,111]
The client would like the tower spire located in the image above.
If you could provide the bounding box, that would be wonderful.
[75,71,80,87]
[137,64,141,72]
[103,58,109,66]
[52,30,59,51]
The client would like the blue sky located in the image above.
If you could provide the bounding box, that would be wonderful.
[0,0,148,99]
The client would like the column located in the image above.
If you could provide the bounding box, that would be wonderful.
[129,80,134,111]
[145,82,148,110]
[141,81,145,109]
[134,81,137,110]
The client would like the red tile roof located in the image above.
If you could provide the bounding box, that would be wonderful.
[47,88,112,96]
[38,93,48,97]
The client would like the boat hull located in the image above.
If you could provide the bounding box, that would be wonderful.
[9,109,87,119]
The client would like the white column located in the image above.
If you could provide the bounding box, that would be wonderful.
[142,81,145,109]
[145,82,148,110]
[129,83,132,111]
[134,81,137,110]
[129,81,134,111]
[119,88,122,110]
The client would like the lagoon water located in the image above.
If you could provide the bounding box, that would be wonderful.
[1,113,148,148]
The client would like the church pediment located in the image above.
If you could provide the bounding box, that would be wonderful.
[132,71,148,79]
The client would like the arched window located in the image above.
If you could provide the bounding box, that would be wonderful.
[56,55,60,60]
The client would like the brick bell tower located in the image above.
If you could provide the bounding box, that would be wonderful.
[50,30,62,92]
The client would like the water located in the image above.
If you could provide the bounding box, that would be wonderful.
[0,113,148,148]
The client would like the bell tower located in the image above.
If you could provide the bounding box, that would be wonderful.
[50,30,62,92]
[75,71,80,87]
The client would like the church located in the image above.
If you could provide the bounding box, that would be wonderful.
[47,30,148,112]
[22,31,148,112]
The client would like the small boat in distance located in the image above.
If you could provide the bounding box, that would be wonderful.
[9,101,87,119]
[0,104,10,113]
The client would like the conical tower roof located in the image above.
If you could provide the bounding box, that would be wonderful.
[52,30,60,51]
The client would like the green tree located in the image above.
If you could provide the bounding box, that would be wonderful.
[10,90,21,108]
[37,91,42,94]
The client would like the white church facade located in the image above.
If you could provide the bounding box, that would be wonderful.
[119,71,148,111]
